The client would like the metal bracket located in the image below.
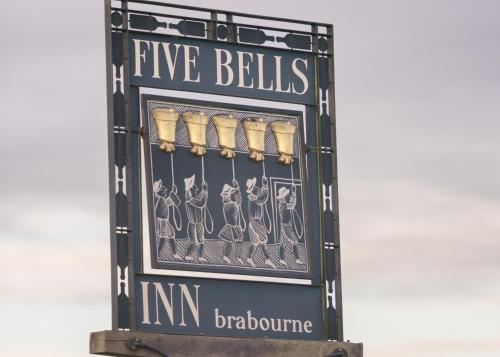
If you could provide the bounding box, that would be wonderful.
[306,145,334,154]
[328,348,348,357]
[127,337,170,357]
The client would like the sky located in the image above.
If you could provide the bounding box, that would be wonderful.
[1,0,499,356]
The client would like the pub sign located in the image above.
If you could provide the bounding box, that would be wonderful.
[105,0,343,342]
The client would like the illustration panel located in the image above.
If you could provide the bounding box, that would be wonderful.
[142,96,310,279]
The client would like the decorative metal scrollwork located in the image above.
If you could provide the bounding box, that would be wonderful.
[170,20,206,37]
[129,14,167,30]
[276,33,311,50]
[238,27,275,45]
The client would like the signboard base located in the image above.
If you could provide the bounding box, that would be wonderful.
[89,330,363,357]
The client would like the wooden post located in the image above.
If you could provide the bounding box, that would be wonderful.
[90,330,363,357]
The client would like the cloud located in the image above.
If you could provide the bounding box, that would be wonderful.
[0,239,110,302]
[340,178,500,301]
[344,298,500,355]
[0,192,109,242]
[369,338,500,357]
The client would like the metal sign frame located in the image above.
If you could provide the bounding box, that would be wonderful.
[104,0,343,341]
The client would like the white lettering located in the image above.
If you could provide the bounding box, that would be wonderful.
[161,42,183,80]
[274,56,291,93]
[259,317,270,331]
[140,282,151,324]
[133,39,150,77]
[247,310,258,330]
[236,316,246,330]
[237,51,254,88]
[215,308,226,328]
[292,319,303,333]
[256,53,274,91]
[291,58,309,95]
[150,41,161,78]
[214,309,312,334]
[270,318,282,332]
[215,49,234,86]
[227,315,235,329]
[283,319,292,332]
[179,283,200,327]
[132,40,310,98]
[153,282,175,325]
[304,320,313,333]
[183,45,200,82]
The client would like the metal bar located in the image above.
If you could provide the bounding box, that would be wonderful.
[111,7,211,28]
[311,22,329,340]
[327,25,344,342]
[112,7,332,37]
[127,337,169,356]
[128,87,141,329]
[226,13,236,43]
[208,11,217,40]
[233,24,329,37]
[306,146,334,153]
[104,0,119,330]
[122,0,136,330]
[112,28,333,57]
[116,0,332,26]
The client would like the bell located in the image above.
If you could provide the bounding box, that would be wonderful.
[183,111,209,156]
[243,118,268,162]
[270,121,296,165]
[151,108,179,152]
[212,114,238,159]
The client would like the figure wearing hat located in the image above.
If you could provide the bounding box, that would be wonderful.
[276,185,303,265]
[219,180,246,264]
[246,176,276,268]
[184,174,210,262]
[153,179,182,260]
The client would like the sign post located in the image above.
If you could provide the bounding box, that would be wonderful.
[91,1,361,355]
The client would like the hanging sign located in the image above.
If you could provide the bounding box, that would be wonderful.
[105,1,342,342]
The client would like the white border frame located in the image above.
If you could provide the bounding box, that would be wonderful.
[139,87,311,285]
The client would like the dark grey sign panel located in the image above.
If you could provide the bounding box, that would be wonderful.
[135,275,324,340]
[105,0,342,341]
[129,33,316,105]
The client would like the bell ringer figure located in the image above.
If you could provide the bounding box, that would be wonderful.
[219,179,246,264]
[246,176,276,269]
[184,174,212,262]
[276,184,304,266]
[153,179,182,260]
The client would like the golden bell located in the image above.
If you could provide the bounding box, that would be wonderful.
[151,108,179,152]
[183,111,209,156]
[212,115,238,159]
[243,118,268,162]
[270,121,296,165]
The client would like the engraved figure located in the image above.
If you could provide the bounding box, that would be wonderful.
[153,179,182,260]
[219,180,246,264]
[184,174,212,262]
[276,185,304,265]
[246,176,276,269]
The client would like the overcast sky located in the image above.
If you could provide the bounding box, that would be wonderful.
[1,0,499,356]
